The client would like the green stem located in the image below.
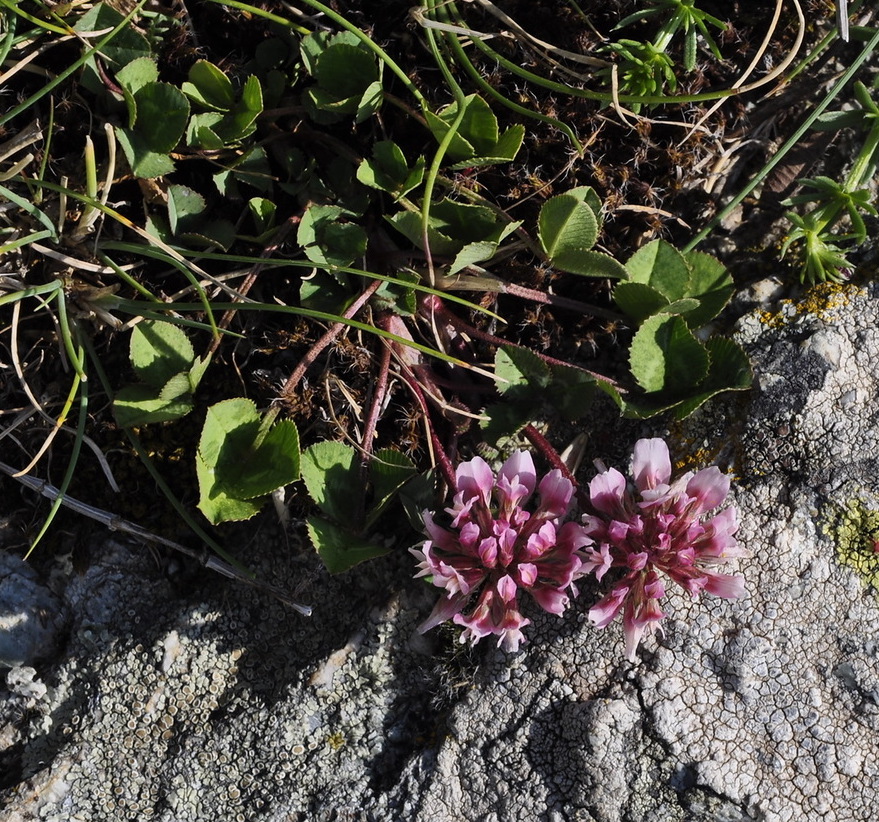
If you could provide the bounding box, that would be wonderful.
[844,118,879,192]
[0,0,152,128]
[25,351,88,557]
[683,25,879,252]
[420,1,470,285]
[205,0,310,33]
[445,3,582,152]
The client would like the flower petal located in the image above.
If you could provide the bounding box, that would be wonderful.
[589,467,629,517]
[417,591,470,634]
[498,450,536,504]
[536,469,574,518]
[686,466,730,514]
[623,596,664,662]
[456,456,494,507]
[632,438,671,491]
[588,583,629,629]
[530,584,570,615]
[703,572,746,599]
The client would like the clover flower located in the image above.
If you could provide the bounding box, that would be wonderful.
[411,451,589,652]
[580,438,746,661]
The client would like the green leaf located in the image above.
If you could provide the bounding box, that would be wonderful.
[613,282,669,322]
[669,337,753,419]
[372,268,418,317]
[188,354,211,392]
[315,43,379,99]
[480,402,532,441]
[115,128,175,178]
[399,469,437,532]
[600,335,752,420]
[133,82,190,154]
[356,140,424,198]
[197,399,300,501]
[129,320,195,387]
[489,124,525,162]
[682,250,734,327]
[300,440,358,522]
[182,60,235,110]
[424,108,477,162]
[564,185,604,228]
[113,385,193,427]
[196,450,266,525]
[625,240,690,301]
[539,193,599,263]
[356,79,384,123]
[116,56,158,95]
[550,248,628,279]
[425,95,523,167]
[387,211,459,257]
[495,345,552,394]
[448,220,521,274]
[167,185,206,236]
[368,449,416,524]
[430,199,502,242]
[187,113,225,150]
[227,75,263,137]
[813,110,866,131]
[213,146,273,196]
[426,95,493,159]
[247,197,277,235]
[449,240,503,274]
[306,516,390,574]
[628,314,708,394]
[298,205,367,268]
[300,271,350,313]
[660,298,701,315]
[179,220,237,252]
[158,372,193,402]
[547,362,597,421]
[445,127,526,170]
[74,4,151,94]
[454,94,499,155]
[300,31,335,75]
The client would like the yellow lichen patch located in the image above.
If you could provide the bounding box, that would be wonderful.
[756,309,786,329]
[822,498,879,591]
[758,282,859,328]
[672,447,716,474]
[327,731,346,751]
[795,281,856,317]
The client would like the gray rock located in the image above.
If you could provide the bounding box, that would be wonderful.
[0,551,65,669]
[2,282,879,821]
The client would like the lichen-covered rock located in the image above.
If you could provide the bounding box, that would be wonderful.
[2,281,879,821]
[0,551,66,669]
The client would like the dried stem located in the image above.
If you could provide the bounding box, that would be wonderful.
[280,277,383,400]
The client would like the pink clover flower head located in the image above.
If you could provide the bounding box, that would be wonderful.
[581,438,746,662]
[412,451,589,652]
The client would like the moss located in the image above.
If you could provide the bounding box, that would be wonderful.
[822,497,879,591]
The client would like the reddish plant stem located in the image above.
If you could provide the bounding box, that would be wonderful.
[424,296,618,387]
[522,424,579,489]
[207,214,300,357]
[396,366,457,491]
[501,281,623,322]
[280,278,383,400]
[523,424,592,509]
[354,329,393,528]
